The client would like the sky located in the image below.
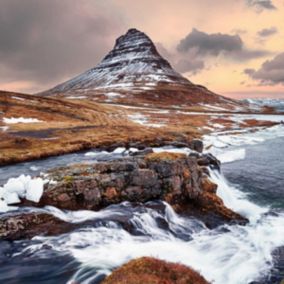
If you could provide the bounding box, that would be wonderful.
[0,0,283,99]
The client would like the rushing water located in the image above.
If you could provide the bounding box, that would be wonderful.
[0,129,284,284]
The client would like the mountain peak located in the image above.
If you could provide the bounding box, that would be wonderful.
[98,28,171,70]
[39,28,227,107]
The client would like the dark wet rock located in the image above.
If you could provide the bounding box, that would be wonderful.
[0,212,74,240]
[190,139,204,153]
[197,153,221,170]
[130,148,153,156]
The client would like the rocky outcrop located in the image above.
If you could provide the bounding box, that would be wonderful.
[1,151,247,240]
[102,257,209,284]
[23,152,245,224]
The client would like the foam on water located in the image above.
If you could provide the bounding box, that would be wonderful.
[15,171,284,284]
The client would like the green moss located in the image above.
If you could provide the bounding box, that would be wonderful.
[63,175,74,185]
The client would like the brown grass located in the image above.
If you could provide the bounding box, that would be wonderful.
[0,91,202,165]
[145,152,187,162]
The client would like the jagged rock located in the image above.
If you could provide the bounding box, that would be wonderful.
[102,257,209,284]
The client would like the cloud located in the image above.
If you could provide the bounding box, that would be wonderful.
[246,0,276,11]
[257,27,278,37]
[175,59,205,74]
[177,28,242,55]
[177,28,268,61]
[156,42,205,75]
[0,0,125,92]
[244,52,284,85]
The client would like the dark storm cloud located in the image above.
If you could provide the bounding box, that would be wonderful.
[177,28,243,55]
[177,28,268,61]
[246,0,277,10]
[0,0,125,90]
[257,27,278,37]
[244,53,284,85]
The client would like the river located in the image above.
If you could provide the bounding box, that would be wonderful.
[0,126,284,284]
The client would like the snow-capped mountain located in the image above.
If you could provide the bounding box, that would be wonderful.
[243,98,284,112]
[40,29,237,107]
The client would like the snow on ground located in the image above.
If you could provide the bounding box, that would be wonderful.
[203,124,284,159]
[3,117,43,124]
[0,175,49,212]
[127,113,166,128]
[12,96,25,101]
[104,92,125,102]
[128,113,148,125]
[230,114,284,123]
[0,126,9,132]
[200,104,228,111]
[66,96,87,99]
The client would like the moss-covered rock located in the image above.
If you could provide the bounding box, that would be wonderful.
[102,257,209,284]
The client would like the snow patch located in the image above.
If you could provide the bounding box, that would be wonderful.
[0,126,9,132]
[66,96,87,99]
[128,113,148,125]
[3,117,43,124]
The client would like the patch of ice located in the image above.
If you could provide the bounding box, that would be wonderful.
[25,178,44,203]
[216,148,246,164]
[3,117,43,124]
[0,175,48,212]
[85,151,109,157]
[153,146,193,155]
[113,147,126,154]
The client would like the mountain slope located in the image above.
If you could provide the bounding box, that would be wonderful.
[39,28,237,107]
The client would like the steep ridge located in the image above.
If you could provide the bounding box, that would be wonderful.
[39,29,237,107]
